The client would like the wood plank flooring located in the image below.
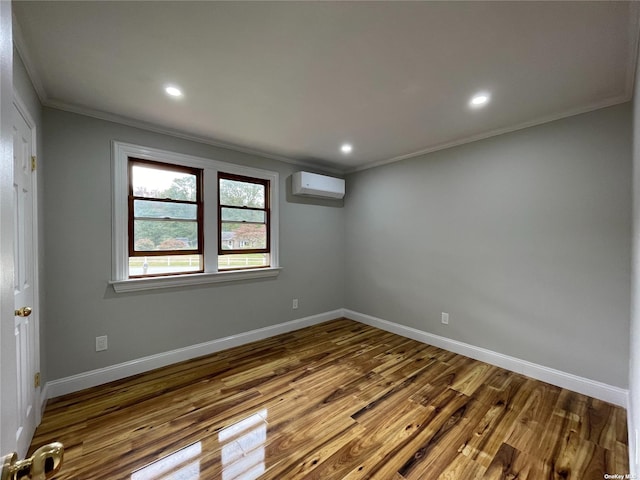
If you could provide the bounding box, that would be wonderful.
[30,318,629,479]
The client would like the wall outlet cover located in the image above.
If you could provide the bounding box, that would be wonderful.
[96,335,108,352]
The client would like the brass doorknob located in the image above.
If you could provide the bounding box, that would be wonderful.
[1,442,64,480]
[14,307,32,317]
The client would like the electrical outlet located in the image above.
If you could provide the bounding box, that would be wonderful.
[292,298,299,310]
[441,312,449,325]
[96,335,108,352]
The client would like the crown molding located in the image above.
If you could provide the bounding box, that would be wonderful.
[348,94,632,174]
[349,2,640,174]
[12,13,48,103]
[41,93,634,178]
[44,99,346,176]
[12,4,638,177]
[626,0,640,103]
[12,12,344,175]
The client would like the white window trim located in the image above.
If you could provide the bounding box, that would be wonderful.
[110,141,280,292]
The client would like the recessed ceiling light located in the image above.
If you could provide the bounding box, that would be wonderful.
[469,92,490,108]
[341,143,353,154]
[165,85,183,98]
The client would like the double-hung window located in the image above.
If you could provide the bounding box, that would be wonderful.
[218,173,270,270]
[129,159,203,277]
[112,142,280,292]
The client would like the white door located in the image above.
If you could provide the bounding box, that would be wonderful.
[12,99,39,458]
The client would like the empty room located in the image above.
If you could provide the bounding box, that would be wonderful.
[0,1,639,479]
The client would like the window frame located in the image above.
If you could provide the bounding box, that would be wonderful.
[111,141,280,292]
[128,158,204,277]
[218,172,271,269]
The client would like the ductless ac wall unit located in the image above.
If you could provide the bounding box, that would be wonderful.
[292,171,345,199]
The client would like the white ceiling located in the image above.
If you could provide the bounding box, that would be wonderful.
[12,1,640,172]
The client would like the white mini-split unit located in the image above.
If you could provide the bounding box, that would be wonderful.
[292,171,345,199]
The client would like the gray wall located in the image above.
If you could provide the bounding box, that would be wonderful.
[13,52,46,382]
[42,99,632,391]
[345,103,632,388]
[43,107,345,380]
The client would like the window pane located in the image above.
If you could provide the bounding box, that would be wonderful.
[220,223,266,250]
[218,254,269,270]
[219,179,265,208]
[134,200,197,220]
[134,220,198,251]
[221,207,265,223]
[129,255,202,276]
[132,165,197,201]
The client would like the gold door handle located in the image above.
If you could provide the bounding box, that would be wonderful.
[1,442,64,480]
[14,307,32,317]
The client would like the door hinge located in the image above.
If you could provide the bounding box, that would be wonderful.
[31,156,36,172]
[34,372,41,388]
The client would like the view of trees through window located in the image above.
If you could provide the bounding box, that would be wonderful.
[128,162,270,276]
[133,176,199,251]
[129,162,202,276]
[219,178,266,250]
[218,175,270,270]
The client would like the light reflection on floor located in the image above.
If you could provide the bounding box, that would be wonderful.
[219,409,268,480]
[129,409,268,480]
[131,441,202,480]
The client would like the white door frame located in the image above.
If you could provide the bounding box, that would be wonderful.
[13,92,41,432]
[0,0,15,457]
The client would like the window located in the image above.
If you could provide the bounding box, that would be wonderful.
[111,142,280,292]
[129,159,203,277]
[218,173,270,271]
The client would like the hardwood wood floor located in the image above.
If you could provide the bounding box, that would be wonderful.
[30,318,628,479]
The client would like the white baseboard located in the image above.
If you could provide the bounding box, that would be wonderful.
[343,309,629,407]
[45,309,341,400]
[44,308,629,409]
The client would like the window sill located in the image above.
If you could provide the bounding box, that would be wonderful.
[110,267,282,293]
